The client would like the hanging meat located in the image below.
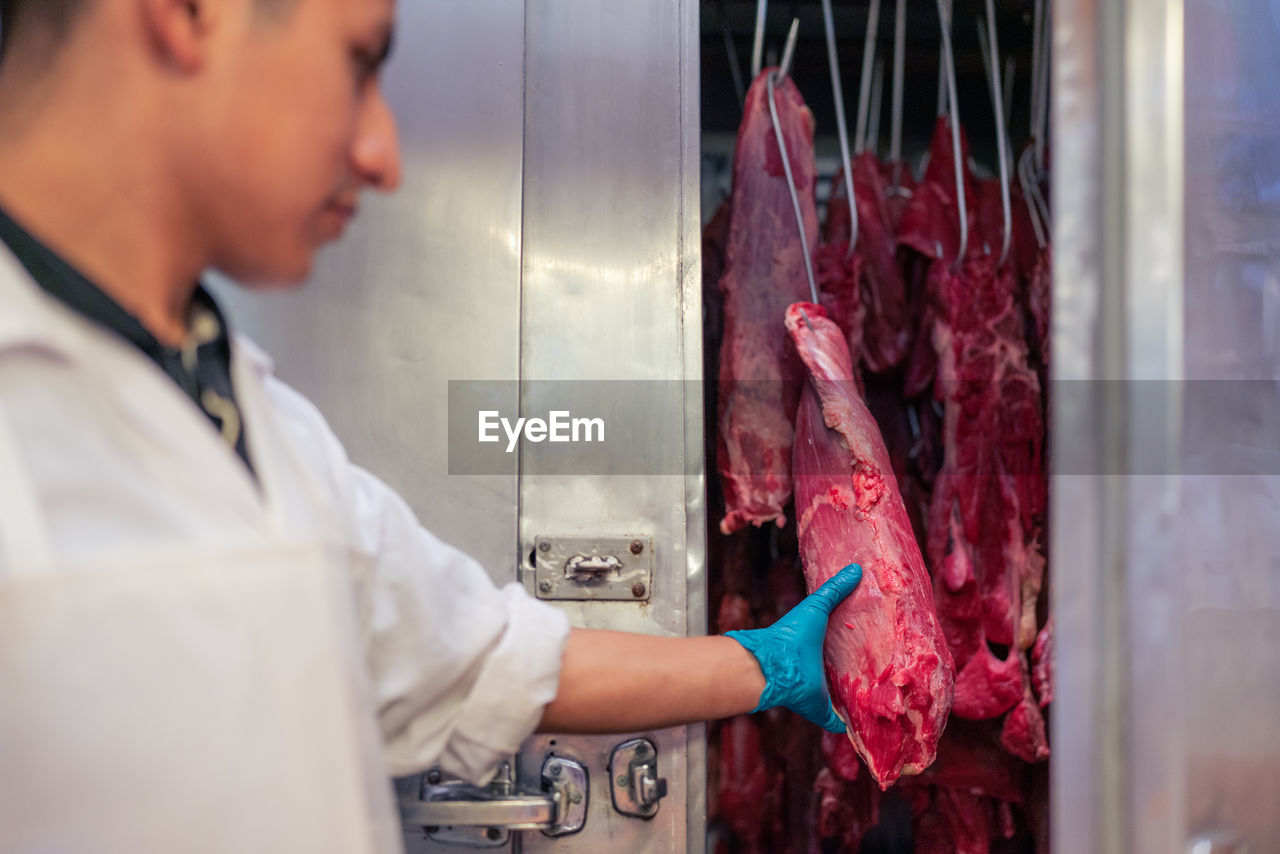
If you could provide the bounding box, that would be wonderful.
[900,118,1050,762]
[705,21,1053,850]
[824,152,912,373]
[786,301,954,788]
[716,71,819,535]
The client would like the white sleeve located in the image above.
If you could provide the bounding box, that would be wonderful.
[263,377,569,784]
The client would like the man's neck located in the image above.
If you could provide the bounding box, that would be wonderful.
[0,67,206,348]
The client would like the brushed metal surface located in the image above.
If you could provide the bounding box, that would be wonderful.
[517,0,705,851]
[1055,0,1280,852]
[1123,2,1187,854]
[1051,0,1117,850]
[1175,2,1280,851]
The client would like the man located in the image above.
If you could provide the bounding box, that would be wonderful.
[0,1,863,851]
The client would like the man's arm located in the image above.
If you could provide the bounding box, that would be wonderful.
[538,564,863,734]
[538,631,765,733]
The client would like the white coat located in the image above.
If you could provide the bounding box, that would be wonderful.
[0,244,569,852]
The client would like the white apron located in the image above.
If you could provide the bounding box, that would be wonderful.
[0,346,403,852]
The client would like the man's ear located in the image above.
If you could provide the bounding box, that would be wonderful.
[139,0,222,73]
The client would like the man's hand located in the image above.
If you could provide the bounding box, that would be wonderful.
[725,564,863,733]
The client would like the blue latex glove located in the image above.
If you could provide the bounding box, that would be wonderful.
[725,564,862,734]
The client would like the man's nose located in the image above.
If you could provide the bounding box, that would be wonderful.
[353,85,403,192]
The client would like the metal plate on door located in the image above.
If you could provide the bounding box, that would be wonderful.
[532,535,653,601]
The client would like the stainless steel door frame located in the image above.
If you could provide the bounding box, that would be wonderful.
[1053,0,1185,851]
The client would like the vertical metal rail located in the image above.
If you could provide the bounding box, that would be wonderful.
[751,0,768,79]
[1034,0,1051,173]
[889,0,906,191]
[766,19,819,306]
[935,0,968,266]
[854,0,882,154]
[980,2,1012,266]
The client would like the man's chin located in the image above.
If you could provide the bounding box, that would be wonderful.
[213,257,314,291]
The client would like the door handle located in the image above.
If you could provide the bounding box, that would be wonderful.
[399,755,588,839]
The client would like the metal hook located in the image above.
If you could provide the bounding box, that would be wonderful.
[936,0,968,268]
[1031,0,1044,143]
[978,3,1012,267]
[778,17,799,81]
[1030,149,1051,232]
[766,67,820,306]
[866,56,885,156]
[854,0,881,156]
[821,0,859,257]
[751,0,768,80]
[1019,145,1047,249]
[889,0,906,193]
[1033,0,1050,175]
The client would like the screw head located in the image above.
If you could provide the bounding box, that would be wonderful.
[634,742,649,758]
[547,762,562,778]
[616,774,630,788]
[629,540,644,555]
[486,828,502,841]
[426,770,442,785]
[538,580,552,593]
[538,540,552,553]
[632,582,646,598]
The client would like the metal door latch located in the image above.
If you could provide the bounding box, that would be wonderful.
[610,737,667,819]
[532,535,653,601]
[399,755,588,844]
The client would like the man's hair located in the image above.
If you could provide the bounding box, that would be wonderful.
[0,0,89,61]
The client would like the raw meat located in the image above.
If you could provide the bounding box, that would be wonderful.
[813,241,864,359]
[717,70,818,535]
[787,301,954,787]
[1028,246,1051,365]
[824,152,911,372]
[716,714,776,854]
[1031,614,1053,707]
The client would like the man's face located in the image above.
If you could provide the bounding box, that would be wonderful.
[191,0,400,287]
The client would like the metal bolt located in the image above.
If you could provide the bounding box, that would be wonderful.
[426,770,442,785]
[538,580,552,593]
[629,540,644,555]
[569,792,584,805]
[632,583,646,598]
[538,540,552,553]
[634,742,649,758]
[486,828,502,841]
[616,774,630,788]
[547,762,562,778]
